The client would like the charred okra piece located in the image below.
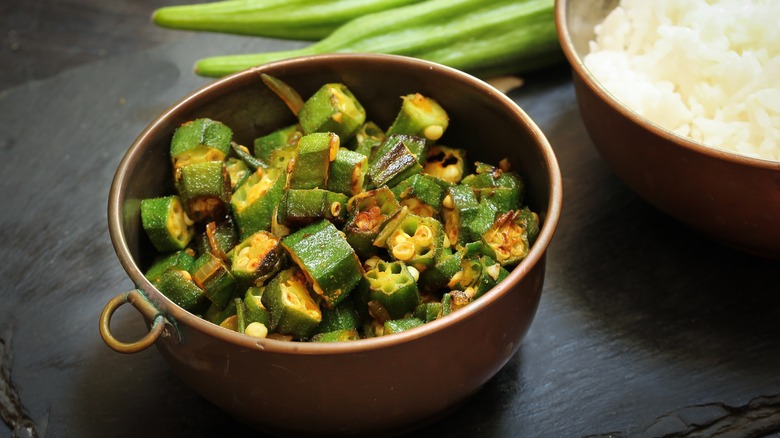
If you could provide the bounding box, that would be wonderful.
[441,290,471,316]
[287,132,339,190]
[170,118,232,171]
[192,251,236,309]
[359,260,421,320]
[381,213,444,271]
[329,148,368,196]
[261,267,322,340]
[278,188,349,228]
[140,195,195,252]
[230,230,285,288]
[423,145,467,184]
[176,161,232,222]
[282,220,364,309]
[231,167,286,239]
[368,134,426,188]
[343,187,401,259]
[481,208,540,266]
[253,124,303,168]
[297,83,366,142]
[154,268,207,312]
[390,173,447,218]
[448,255,508,300]
[441,185,495,245]
[386,93,449,145]
[195,218,238,261]
[145,248,197,283]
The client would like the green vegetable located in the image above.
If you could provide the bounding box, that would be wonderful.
[297,83,366,142]
[244,286,271,326]
[145,249,197,283]
[278,188,349,228]
[140,195,195,252]
[358,260,420,320]
[261,267,322,339]
[423,145,467,184]
[481,208,539,266]
[193,0,562,78]
[328,148,368,196]
[287,132,339,190]
[170,118,232,170]
[282,220,364,308]
[230,230,285,287]
[343,187,401,259]
[391,173,447,218]
[176,161,232,222]
[253,124,303,165]
[386,93,448,144]
[368,134,425,189]
[383,316,424,335]
[192,251,237,309]
[153,0,425,41]
[154,268,208,312]
[380,213,443,270]
[231,167,286,238]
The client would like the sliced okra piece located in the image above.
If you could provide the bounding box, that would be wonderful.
[390,173,447,218]
[203,298,237,325]
[416,241,479,292]
[192,251,237,309]
[383,213,444,271]
[358,260,421,320]
[170,118,232,171]
[448,255,509,300]
[234,297,248,333]
[311,329,360,343]
[278,188,349,228]
[297,83,366,142]
[154,268,207,312]
[225,157,251,190]
[383,317,424,335]
[343,187,400,259]
[176,161,231,222]
[414,302,442,323]
[368,134,425,189]
[440,290,471,317]
[145,248,197,283]
[253,124,303,163]
[481,208,539,266]
[442,184,487,246]
[423,145,468,184]
[462,162,525,210]
[231,167,286,239]
[349,121,386,157]
[243,286,270,327]
[329,148,368,196]
[317,298,360,334]
[230,230,285,288]
[230,141,267,171]
[386,93,449,145]
[195,217,238,262]
[287,132,339,190]
[282,220,364,309]
[261,267,322,340]
[517,206,541,246]
[141,195,195,253]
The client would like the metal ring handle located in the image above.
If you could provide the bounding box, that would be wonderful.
[99,289,165,354]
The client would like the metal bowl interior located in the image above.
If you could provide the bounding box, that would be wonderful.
[556,0,780,258]
[107,53,562,435]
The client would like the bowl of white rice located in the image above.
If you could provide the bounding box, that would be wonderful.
[555,0,780,258]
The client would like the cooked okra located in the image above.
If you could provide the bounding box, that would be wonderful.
[141,77,541,341]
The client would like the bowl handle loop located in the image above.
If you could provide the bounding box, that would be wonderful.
[99,289,166,354]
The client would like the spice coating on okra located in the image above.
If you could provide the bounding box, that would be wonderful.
[141,75,541,341]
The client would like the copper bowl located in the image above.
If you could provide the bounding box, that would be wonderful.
[556,0,780,258]
[98,53,561,435]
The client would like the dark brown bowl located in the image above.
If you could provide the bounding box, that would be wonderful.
[99,53,562,435]
[556,0,780,258]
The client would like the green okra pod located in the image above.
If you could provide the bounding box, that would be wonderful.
[381,212,444,271]
[145,248,197,283]
[368,134,425,189]
[481,208,539,266]
[383,317,424,335]
[176,161,232,222]
[282,220,364,308]
[358,260,420,320]
[390,173,447,218]
[231,167,286,239]
[140,195,195,252]
[193,0,562,78]
[310,329,360,342]
[287,132,339,190]
[253,124,303,166]
[278,188,349,228]
[192,251,237,309]
[153,0,425,41]
[386,93,449,144]
[298,83,366,142]
[261,267,322,340]
[329,148,368,196]
[155,268,208,312]
[170,118,232,170]
[343,187,401,259]
[230,230,285,288]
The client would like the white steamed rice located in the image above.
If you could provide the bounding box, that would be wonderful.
[584,0,780,161]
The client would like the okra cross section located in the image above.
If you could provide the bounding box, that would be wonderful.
[282,220,364,309]
[297,83,366,142]
[140,195,195,252]
[287,132,339,190]
[359,260,421,320]
[170,118,232,170]
[261,268,322,340]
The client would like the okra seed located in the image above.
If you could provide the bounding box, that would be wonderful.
[407,266,420,282]
[486,263,502,281]
[423,125,444,141]
[245,322,268,339]
[330,202,342,217]
[392,242,415,261]
[442,194,454,209]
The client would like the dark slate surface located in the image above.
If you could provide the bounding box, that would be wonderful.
[1,8,779,438]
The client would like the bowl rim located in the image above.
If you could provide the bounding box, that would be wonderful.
[108,53,563,355]
[554,0,780,170]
